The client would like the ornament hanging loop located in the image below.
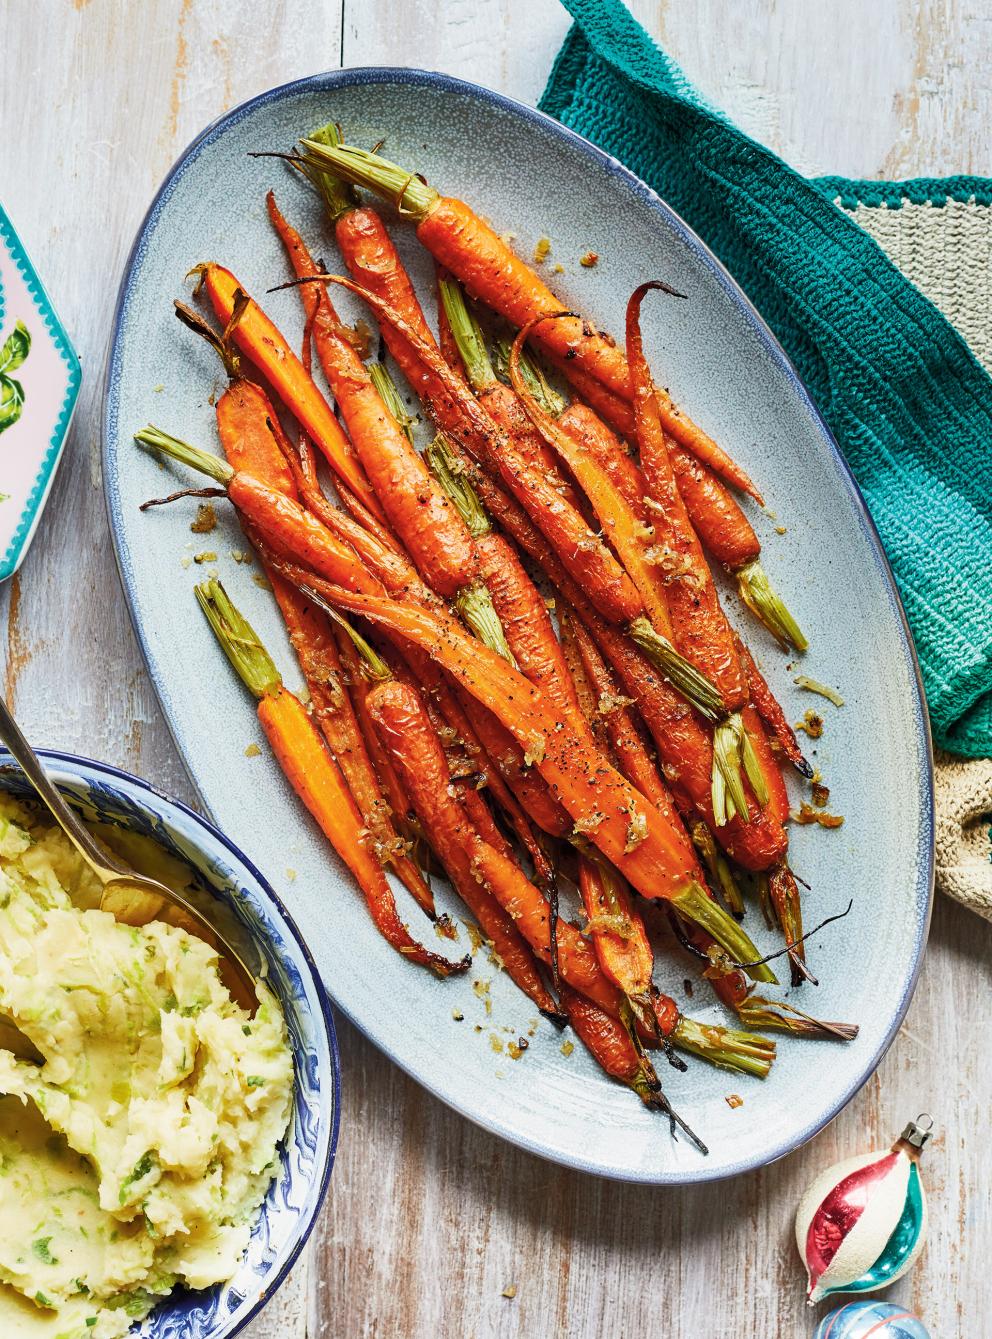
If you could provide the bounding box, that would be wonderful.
[898,1112,934,1154]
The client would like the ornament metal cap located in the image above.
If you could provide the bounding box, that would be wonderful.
[899,1113,934,1150]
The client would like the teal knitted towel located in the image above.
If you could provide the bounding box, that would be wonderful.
[540,0,992,758]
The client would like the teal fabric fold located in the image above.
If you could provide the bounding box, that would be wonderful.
[540,0,992,757]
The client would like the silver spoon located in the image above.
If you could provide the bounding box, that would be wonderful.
[0,695,257,1014]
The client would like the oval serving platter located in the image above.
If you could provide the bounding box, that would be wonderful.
[103,69,933,1183]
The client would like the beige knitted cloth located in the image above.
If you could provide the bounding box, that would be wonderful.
[845,195,992,921]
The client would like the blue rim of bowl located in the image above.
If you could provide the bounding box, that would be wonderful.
[0,746,340,1332]
[102,66,934,1185]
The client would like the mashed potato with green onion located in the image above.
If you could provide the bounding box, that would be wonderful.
[0,795,294,1337]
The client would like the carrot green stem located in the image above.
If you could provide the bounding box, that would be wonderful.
[426,434,491,539]
[672,881,777,984]
[134,425,234,486]
[737,559,808,653]
[690,821,745,917]
[437,277,495,390]
[368,361,417,446]
[711,713,761,827]
[457,580,518,667]
[297,140,438,221]
[672,1015,776,1079]
[195,579,281,699]
[492,337,567,418]
[735,996,859,1041]
[295,121,360,222]
[627,617,725,721]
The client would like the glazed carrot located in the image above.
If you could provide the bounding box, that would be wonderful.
[438,279,581,507]
[577,854,656,1029]
[296,139,762,501]
[194,262,383,518]
[292,574,774,977]
[557,985,662,1107]
[625,288,748,707]
[134,426,387,599]
[564,611,681,830]
[180,308,434,914]
[280,539,563,877]
[468,464,790,873]
[367,678,560,1016]
[313,272,723,717]
[427,432,592,745]
[267,193,486,604]
[333,621,420,835]
[195,580,465,976]
[265,571,426,910]
[736,635,811,775]
[503,337,806,652]
[368,678,616,1005]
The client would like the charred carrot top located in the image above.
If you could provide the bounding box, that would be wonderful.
[367,678,560,1017]
[294,574,774,981]
[193,261,383,518]
[194,579,466,977]
[295,138,763,501]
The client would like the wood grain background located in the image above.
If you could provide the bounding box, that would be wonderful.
[1,2,990,1335]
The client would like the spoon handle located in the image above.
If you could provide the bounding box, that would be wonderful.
[0,695,124,880]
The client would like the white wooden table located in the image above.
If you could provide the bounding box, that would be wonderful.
[2,3,989,1335]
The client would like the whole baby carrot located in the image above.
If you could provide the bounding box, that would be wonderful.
[194,579,465,976]
[294,138,762,501]
[367,677,560,1017]
[194,261,382,517]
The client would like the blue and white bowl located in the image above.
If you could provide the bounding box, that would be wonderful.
[0,748,339,1339]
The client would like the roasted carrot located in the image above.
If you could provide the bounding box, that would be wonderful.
[367,678,560,1016]
[577,854,656,1033]
[267,193,491,610]
[308,271,724,718]
[179,307,433,914]
[505,337,806,653]
[556,985,686,1126]
[194,580,465,976]
[437,278,582,508]
[194,261,382,517]
[736,635,811,775]
[368,679,616,1003]
[427,432,592,745]
[288,571,774,978]
[465,462,790,873]
[296,139,762,502]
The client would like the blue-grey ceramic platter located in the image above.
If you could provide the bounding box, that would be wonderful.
[103,69,933,1184]
[0,749,338,1337]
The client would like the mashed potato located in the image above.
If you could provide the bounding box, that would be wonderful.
[0,795,294,1337]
